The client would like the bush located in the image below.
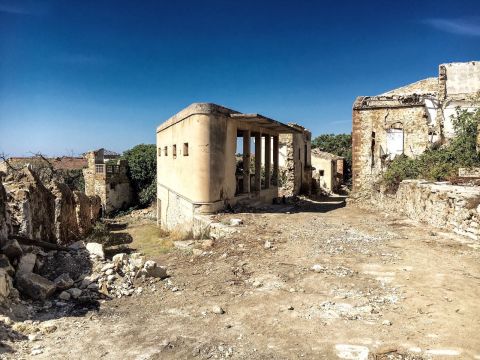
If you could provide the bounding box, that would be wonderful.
[122,144,157,207]
[382,107,480,192]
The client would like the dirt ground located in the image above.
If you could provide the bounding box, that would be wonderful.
[3,197,480,359]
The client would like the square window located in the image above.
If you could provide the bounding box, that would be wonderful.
[183,143,189,156]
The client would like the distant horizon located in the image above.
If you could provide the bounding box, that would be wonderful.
[1,0,479,157]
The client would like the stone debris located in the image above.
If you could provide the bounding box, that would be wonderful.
[86,242,105,259]
[229,218,243,226]
[212,305,225,314]
[15,272,56,300]
[17,253,37,273]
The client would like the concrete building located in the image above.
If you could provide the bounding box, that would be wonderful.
[156,103,301,232]
[278,123,312,196]
[83,148,133,214]
[352,61,480,193]
[311,149,344,193]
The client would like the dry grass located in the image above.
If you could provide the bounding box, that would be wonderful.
[123,223,176,258]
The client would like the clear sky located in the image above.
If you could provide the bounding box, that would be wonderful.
[1,0,479,156]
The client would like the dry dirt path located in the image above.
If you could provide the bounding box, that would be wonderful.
[5,198,480,359]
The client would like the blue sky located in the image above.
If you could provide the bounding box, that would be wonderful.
[0,0,479,156]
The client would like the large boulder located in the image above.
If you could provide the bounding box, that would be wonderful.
[3,168,56,242]
[1,239,23,260]
[0,268,13,300]
[15,272,56,300]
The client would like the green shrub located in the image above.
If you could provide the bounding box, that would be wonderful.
[122,144,157,207]
[382,107,480,192]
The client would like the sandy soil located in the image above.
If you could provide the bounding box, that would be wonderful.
[3,197,480,359]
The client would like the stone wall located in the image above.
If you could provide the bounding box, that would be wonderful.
[352,102,429,192]
[359,180,480,240]
[278,125,312,196]
[2,167,101,245]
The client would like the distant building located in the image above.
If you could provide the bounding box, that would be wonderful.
[156,103,302,233]
[310,149,344,193]
[352,61,480,193]
[83,148,133,214]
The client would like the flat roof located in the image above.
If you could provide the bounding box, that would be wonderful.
[157,103,301,133]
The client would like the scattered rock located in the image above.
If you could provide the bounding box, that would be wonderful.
[53,273,74,290]
[311,264,327,273]
[58,291,71,301]
[140,260,168,279]
[0,254,15,276]
[86,242,104,259]
[201,239,214,249]
[229,218,243,226]
[382,319,392,326]
[0,268,13,299]
[67,287,82,299]
[212,305,225,314]
[1,239,23,260]
[15,272,56,300]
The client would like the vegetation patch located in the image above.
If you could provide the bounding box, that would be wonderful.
[382,107,480,192]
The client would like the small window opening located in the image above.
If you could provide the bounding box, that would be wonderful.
[164,146,168,156]
[173,144,177,158]
[183,143,189,156]
[319,170,325,176]
[158,147,161,157]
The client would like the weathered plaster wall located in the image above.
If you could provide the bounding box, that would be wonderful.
[443,61,480,96]
[311,157,335,192]
[363,180,480,241]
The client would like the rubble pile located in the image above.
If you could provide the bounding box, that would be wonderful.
[0,239,168,305]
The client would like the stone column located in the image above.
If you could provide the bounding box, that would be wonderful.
[254,132,262,192]
[264,134,271,189]
[242,130,251,193]
[273,135,279,186]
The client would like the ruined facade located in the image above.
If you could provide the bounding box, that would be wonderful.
[352,61,480,193]
[278,124,312,196]
[83,148,133,214]
[311,149,344,193]
[156,103,301,233]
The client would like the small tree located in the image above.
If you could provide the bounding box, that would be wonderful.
[122,144,157,207]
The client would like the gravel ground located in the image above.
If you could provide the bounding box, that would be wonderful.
[2,197,479,359]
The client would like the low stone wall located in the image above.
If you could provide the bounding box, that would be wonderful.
[359,180,480,240]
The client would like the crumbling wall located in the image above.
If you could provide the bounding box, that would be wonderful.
[0,181,11,245]
[352,101,429,193]
[2,167,101,245]
[279,126,312,196]
[3,168,56,242]
[362,180,480,240]
[50,182,79,245]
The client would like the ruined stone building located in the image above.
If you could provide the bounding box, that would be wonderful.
[311,149,344,193]
[352,61,480,193]
[278,124,312,196]
[156,103,303,232]
[83,148,133,214]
